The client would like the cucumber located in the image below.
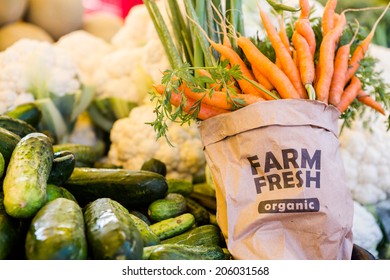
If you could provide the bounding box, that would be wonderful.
[185,197,210,226]
[63,168,168,208]
[0,127,21,167]
[0,152,4,179]
[167,178,193,196]
[25,198,87,260]
[130,210,151,225]
[0,115,37,138]
[84,198,143,260]
[141,158,167,177]
[3,132,53,218]
[193,182,216,197]
[0,192,24,259]
[46,184,77,203]
[47,151,76,186]
[5,102,42,128]
[150,213,195,241]
[161,224,222,247]
[129,213,160,246]
[189,191,217,212]
[148,193,187,222]
[144,244,225,260]
[53,141,105,167]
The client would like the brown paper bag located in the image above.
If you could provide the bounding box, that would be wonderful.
[198,99,354,260]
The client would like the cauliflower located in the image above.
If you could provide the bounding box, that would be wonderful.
[56,30,113,85]
[0,38,80,113]
[108,103,206,181]
[352,201,383,258]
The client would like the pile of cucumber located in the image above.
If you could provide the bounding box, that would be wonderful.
[0,103,229,260]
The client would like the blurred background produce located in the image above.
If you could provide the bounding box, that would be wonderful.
[0,0,390,260]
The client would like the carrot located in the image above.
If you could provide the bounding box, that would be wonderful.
[236,36,301,99]
[278,16,292,56]
[252,66,275,94]
[299,0,310,20]
[292,32,315,99]
[181,83,264,110]
[322,0,338,35]
[336,76,362,113]
[357,91,386,115]
[328,22,360,106]
[314,12,346,103]
[295,19,316,57]
[153,84,229,120]
[345,2,390,83]
[259,7,307,98]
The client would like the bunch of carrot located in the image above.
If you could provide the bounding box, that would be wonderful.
[152,0,389,121]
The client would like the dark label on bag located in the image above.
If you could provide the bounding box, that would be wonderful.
[247,148,321,194]
[258,198,320,213]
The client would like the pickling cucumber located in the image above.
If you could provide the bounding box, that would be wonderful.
[185,197,210,226]
[166,178,193,196]
[63,168,168,208]
[0,115,37,138]
[161,224,223,247]
[46,184,77,203]
[25,198,87,260]
[5,102,42,128]
[3,132,53,218]
[149,213,195,240]
[84,198,143,260]
[129,212,160,246]
[144,244,225,260]
[47,151,76,186]
[148,193,187,222]
[0,127,21,167]
[53,141,105,167]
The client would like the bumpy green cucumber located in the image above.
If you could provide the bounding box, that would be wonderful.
[3,132,53,218]
[144,244,225,260]
[63,168,168,208]
[0,192,24,259]
[149,213,195,241]
[84,198,143,260]
[129,213,160,246]
[5,102,42,128]
[148,193,187,222]
[0,115,37,138]
[161,224,222,247]
[0,127,21,167]
[167,178,193,196]
[53,141,105,167]
[47,151,76,186]
[46,184,77,203]
[185,197,210,226]
[189,191,217,212]
[25,198,87,260]
[141,158,167,177]
[0,152,4,179]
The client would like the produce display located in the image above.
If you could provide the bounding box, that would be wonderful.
[0,0,390,260]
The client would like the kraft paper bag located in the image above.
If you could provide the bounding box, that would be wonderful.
[198,99,354,260]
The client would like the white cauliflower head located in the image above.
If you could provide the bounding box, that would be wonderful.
[352,201,383,258]
[56,30,113,85]
[108,103,206,181]
[0,38,80,113]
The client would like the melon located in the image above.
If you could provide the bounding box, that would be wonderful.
[0,0,28,26]
[0,21,53,51]
[26,0,84,40]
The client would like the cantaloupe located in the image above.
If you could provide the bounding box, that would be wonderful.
[83,12,124,42]
[0,0,28,26]
[26,0,84,40]
[0,21,53,51]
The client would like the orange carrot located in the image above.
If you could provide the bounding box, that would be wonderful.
[153,84,229,120]
[181,84,264,110]
[336,76,361,113]
[322,0,338,35]
[259,7,307,99]
[295,19,316,57]
[236,36,301,99]
[315,12,346,103]
[328,23,360,106]
[292,32,315,98]
[252,66,275,95]
[299,0,310,20]
[345,2,390,83]
[357,91,386,115]
[278,16,292,56]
